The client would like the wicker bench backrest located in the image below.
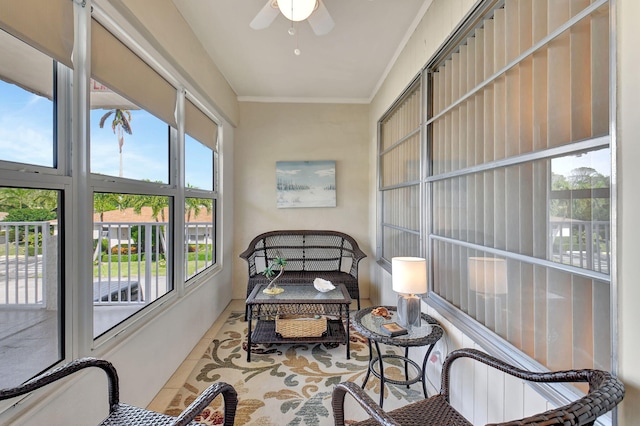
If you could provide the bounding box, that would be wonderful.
[240,230,366,278]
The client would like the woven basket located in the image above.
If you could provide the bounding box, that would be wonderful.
[275,314,327,338]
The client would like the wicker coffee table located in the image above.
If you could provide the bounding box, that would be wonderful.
[352,306,443,407]
[245,283,352,362]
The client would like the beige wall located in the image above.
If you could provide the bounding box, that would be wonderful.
[617,0,640,422]
[233,102,371,300]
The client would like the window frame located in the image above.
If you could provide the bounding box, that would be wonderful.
[423,0,616,414]
[0,0,226,413]
[377,76,424,271]
[0,40,73,393]
[183,96,220,285]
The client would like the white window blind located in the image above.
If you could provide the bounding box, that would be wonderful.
[91,20,177,128]
[185,99,218,151]
[428,0,611,374]
[0,0,73,68]
[379,80,422,263]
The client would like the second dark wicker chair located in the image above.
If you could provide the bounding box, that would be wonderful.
[332,348,625,426]
[0,357,237,426]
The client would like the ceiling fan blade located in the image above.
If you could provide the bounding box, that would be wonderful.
[308,0,335,35]
[250,0,279,30]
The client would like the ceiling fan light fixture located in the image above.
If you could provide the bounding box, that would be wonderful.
[277,0,317,22]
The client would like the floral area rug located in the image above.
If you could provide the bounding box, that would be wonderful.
[164,311,426,425]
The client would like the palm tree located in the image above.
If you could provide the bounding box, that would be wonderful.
[99,109,132,177]
[93,193,119,222]
[185,184,213,223]
[132,193,169,255]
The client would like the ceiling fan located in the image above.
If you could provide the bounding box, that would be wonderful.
[250,0,335,36]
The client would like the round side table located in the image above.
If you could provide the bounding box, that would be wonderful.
[352,305,444,408]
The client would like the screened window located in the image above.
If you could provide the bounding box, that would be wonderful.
[0,30,55,168]
[378,80,422,264]
[92,192,172,337]
[0,0,223,399]
[90,20,177,337]
[184,134,216,281]
[90,80,169,182]
[184,99,218,281]
[0,24,67,387]
[0,187,61,389]
[427,0,611,374]
[184,195,215,281]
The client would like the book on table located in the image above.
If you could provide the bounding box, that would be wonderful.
[379,322,408,337]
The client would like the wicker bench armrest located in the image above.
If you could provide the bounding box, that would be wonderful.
[173,382,237,426]
[0,357,120,411]
[332,381,399,426]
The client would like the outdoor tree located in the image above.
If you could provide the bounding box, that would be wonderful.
[93,193,119,222]
[551,167,609,222]
[185,184,212,223]
[0,188,58,212]
[0,188,37,210]
[99,109,132,177]
[132,189,169,255]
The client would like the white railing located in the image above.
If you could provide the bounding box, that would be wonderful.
[93,222,169,306]
[0,222,51,306]
[550,220,610,274]
[184,222,215,280]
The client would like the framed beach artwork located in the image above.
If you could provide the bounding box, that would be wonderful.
[276,160,336,208]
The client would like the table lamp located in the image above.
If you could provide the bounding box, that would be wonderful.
[468,257,507,295]
[468,256,507,332]
[392,257,427,329]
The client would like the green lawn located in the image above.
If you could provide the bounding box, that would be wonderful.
[94,249,214,278]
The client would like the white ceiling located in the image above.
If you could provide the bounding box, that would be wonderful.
[172,0,429,103]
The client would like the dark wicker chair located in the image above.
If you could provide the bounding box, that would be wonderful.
[332,348,625,426]
[0,357,237,426]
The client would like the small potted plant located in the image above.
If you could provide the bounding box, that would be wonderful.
[262,255,287,294]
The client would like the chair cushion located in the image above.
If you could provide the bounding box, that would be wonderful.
[98,403,203,426]
[352,395,472,426]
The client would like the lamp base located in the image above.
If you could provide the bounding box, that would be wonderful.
[397,294,421,329]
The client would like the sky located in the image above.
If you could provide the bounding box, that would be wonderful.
[276,160,336,187]
[551,148,610,179]
[0,79,213,190]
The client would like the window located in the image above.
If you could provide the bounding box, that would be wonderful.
[0,1,223,405]
[184,99,218,281]
[90,20,178,337]
[0,24,68,387]
[90,80,169,182]
[0,65,54,168]
[0,187,62,389]
[426,0,611,375]
[378,80,422,265]
[92,192,172,337]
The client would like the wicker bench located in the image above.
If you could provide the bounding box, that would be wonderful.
[239,230,366,318]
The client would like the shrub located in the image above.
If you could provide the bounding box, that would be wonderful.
[110,244,137,255]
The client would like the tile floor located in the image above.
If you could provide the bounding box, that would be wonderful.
[146,299,372,413]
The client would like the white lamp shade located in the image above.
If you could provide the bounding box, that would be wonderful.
[392,257,427,294]
[277,0,317,22]
[468,257,507,294]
